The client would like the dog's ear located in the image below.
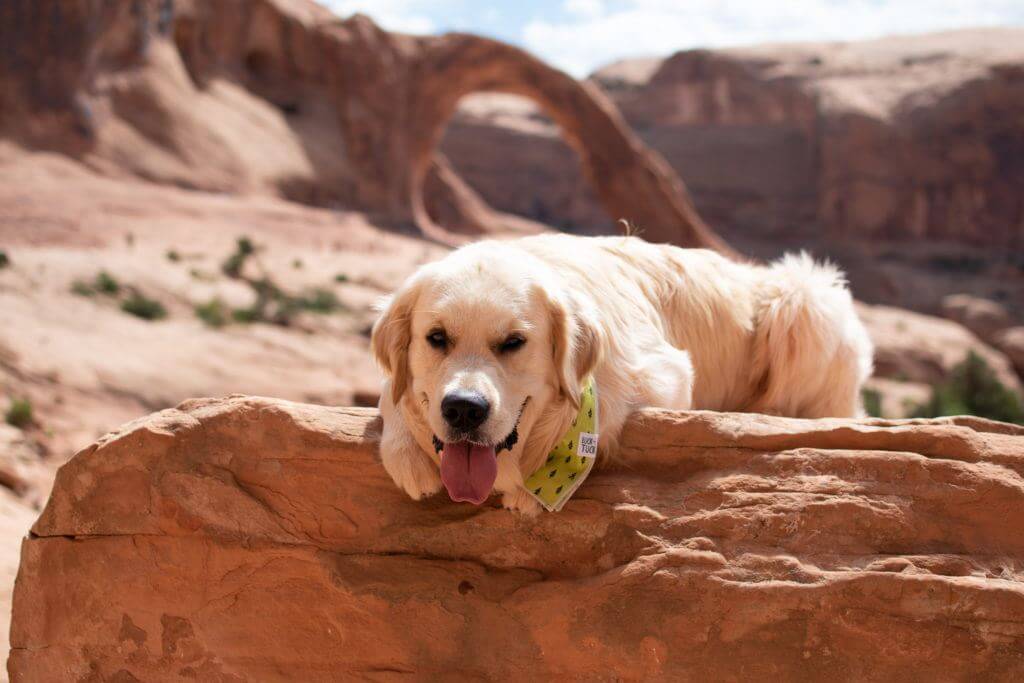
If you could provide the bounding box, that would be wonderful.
[546,289,602,408]
[371,279,422,405]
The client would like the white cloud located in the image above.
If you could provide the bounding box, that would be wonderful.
[316,0,437,34]
[525,0,1024,76]
[564,0,605,19]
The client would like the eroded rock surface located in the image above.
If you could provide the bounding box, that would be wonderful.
[446,29,1024,250]
[859,302,1023,394]
[10,396,1024,679]
[943,294,1013,346]
[442,29,1024,316]
[0,0,727,252]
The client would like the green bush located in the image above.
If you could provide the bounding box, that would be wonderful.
[334,273,349,283]
[297,288,341,314]
[70,280,95,297]
[166,249,181,262]
[912,351,1024,425]
[222,236,256,278]
[861,388,883,418]
[195,298,229,327]
[5,398,32,428]
[95,271,120,295]
[0,250,9,269]
[71,271,121,297]
[121,292,168,321]
[231,307,260,324]
[222,253,245,278]
[214,238,346,326]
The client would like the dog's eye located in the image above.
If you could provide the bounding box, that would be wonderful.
[426,330,448,350]
[498,335,526,354]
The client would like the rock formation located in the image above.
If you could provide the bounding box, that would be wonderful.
[441,29,1024,316]
[0,0,730,253]
[446,29,1024,249]
[943,294,1013,345]
[859,302,1023,394]
[10,396,1024,679]
[941,295,1024,382]
[1000,327,1024,378]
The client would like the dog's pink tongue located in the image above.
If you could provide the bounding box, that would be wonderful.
[440,442,498,505]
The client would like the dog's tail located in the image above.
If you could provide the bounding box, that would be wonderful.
[747,252,873,418]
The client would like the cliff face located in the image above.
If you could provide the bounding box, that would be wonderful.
[10,396,1024,679]
[445,28,1024,251]
[440,28,1024,317]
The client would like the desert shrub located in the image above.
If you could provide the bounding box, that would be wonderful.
[297,288,341,314]
[912,351,1024,425]
[71,271,120,296]
[121,291,168,320]
[222,236,256,278]
[334,273,349,283]
[217,237,345,326]
[95,271,120,295]
[70,280,95,296]
[222,253,246,278]
[231,307,260,324]
[195,298,229,327]
[861,388,883,418]
[0,250,9,269]
[5,398,32,428]
[166,249,181,262]
[189,268,217,282]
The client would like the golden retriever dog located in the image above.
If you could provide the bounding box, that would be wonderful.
[372,234,873,514]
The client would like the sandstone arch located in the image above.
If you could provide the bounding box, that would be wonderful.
[0,1,733,254]
[404,34,734,253]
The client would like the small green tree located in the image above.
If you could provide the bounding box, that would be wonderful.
[95,271,121,295]
[121,291,168,320]
[195,298,229,327]
[5,398,32,428]
[861,388,883,418]
[222,237,256,277]
[297,288,342,314]
[913,351,1024,425]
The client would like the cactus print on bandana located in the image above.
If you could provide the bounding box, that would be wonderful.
[523,377,598,512]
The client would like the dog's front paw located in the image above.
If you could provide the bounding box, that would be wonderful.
[382,448,442,501]
[501,488,543,516]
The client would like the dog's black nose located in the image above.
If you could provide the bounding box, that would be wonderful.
[441,391,490,432]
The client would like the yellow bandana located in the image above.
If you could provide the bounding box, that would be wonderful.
[523,378,599,512]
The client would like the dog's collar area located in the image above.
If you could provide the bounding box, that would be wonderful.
[522,378,599,513]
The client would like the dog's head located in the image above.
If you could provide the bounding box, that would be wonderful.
[372,242,601,504]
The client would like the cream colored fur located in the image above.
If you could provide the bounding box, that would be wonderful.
[372,234,873,514]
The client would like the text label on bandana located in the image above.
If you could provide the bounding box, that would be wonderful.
[522,378,598,512]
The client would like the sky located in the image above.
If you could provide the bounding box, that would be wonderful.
[318,0,1024,76]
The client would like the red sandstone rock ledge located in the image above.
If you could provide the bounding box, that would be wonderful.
[9,396,1024,680]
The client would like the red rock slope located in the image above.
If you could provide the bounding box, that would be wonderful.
[10,396,1024,679]
[0,0,728,253]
